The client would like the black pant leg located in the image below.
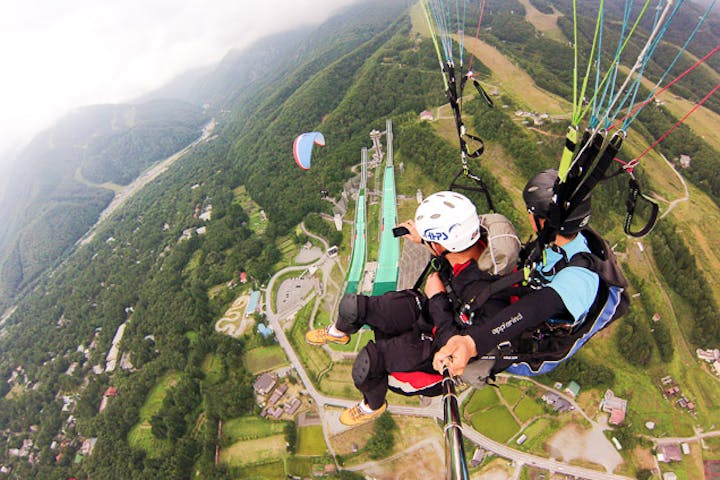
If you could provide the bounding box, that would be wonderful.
[352,331,434,409]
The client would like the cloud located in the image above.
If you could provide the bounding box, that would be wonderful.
[0,0,361,156]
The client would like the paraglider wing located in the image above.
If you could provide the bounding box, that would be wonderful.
[293,132,326,170]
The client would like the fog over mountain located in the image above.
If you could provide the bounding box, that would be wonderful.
[0,0,361,167]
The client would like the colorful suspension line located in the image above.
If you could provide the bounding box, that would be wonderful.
[466,0,486,75]
[610,0,687,129]
[609,44,720,131]
[630,81,720,165]
[563,0,675,185]
[621,0,718,130]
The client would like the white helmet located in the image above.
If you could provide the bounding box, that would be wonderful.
[415,191,481,252]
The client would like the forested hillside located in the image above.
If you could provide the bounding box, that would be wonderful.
[0,100,207,305]
[0,0,718,478]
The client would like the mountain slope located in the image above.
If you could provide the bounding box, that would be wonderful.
[0,100,207,304]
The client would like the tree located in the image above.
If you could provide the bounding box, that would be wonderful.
[285,421,297,454]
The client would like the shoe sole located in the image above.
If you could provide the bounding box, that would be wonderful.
[305,336,350,346]
[340,404,387,426]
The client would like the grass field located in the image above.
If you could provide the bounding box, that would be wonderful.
[220,434,287,466]
[289,299,332,386]
[465,387,499,415]
[235,459,286,479]
[243,346,289,375]
[499,384,523,408]
[469,405,520,443]
[514,397,545,424]
[518,0,567,43]
[127,371,180,456]
[222,416,288,443]
[202,354,223,384]
[463,38,571,115]
[297,425,327,456]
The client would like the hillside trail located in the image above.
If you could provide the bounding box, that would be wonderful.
[658,153,689,220]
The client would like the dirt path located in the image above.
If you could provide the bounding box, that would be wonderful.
[658,154,689,220]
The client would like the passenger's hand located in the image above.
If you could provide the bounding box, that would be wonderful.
[398,219,422,244]
[433,335,478,376]
[424,272,444,298]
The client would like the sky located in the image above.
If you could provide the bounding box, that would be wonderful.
[0,0,361,168]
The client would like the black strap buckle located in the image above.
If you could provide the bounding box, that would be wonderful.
[624,178,659,237]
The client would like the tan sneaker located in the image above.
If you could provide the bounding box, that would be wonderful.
[305,327,350,345]
[339,402,387,426]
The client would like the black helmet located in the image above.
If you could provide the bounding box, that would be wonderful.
[523,169,591,235]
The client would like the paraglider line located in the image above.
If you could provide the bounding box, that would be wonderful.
[633,81,720,164]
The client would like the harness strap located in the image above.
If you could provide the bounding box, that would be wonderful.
[624,177,659,237]
[449,168,495,212]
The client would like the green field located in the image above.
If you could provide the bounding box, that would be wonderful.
[465,387,499,415]
[243,346,289,374]
[469,405,520,443]
[499,384,522,408]
[287,456,316,477]
[234,185,268,236]
[139,371,180,420]
[127,371,180,456]
[297,425,327,456]
[202,353,223,384]
[127,423,172,459]
[220,434,287,466]
[222,416,288,443]
[514,397,545,423]
[235,459,286,479]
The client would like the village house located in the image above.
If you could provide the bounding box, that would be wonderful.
[419,110,434,121]
[600,390,628,426]
[564,381,580,398]
[657,444,683,463]
[704,460,720,479]
[253,373,276,396]
[284,397,302,416]
[470,447,487,467]
[268,383,288,406]
[98,386,118,413]
[697,348,720,363]
[679,154,691,168]
[541,392,572,412]
[81,438,97,456]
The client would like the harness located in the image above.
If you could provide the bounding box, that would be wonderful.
[416,228,628,377]
[490,228,629,376]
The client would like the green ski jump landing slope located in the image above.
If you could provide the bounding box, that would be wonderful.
[371,165,399,296]
[345,188,366,294]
